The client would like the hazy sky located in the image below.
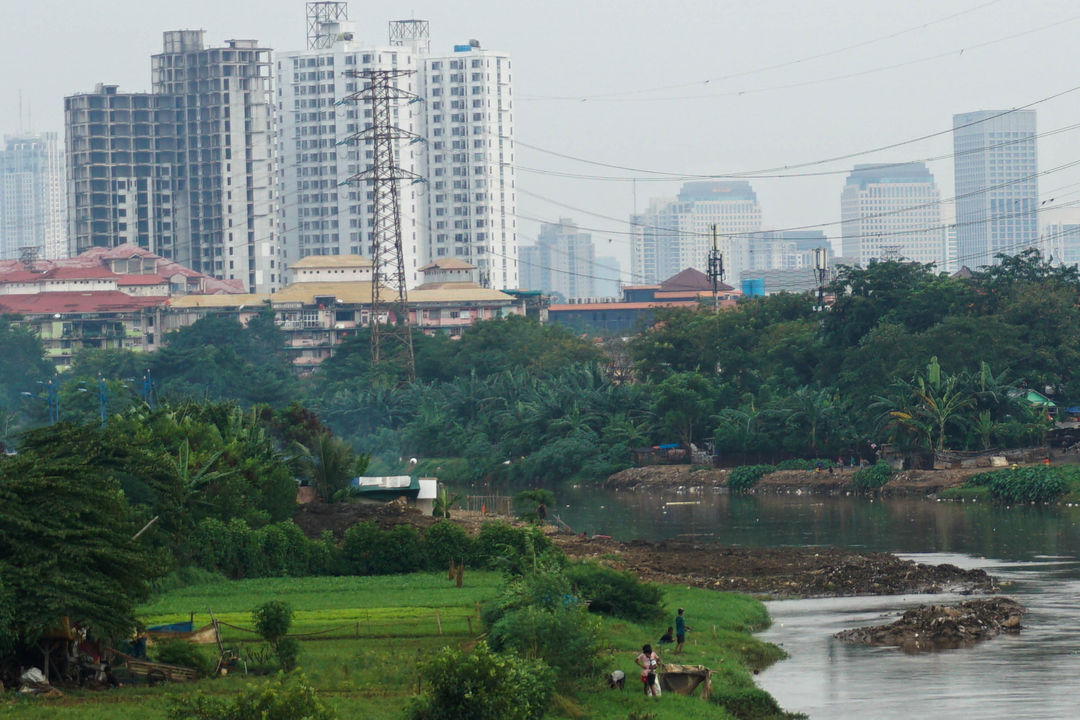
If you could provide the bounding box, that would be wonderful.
[4,0,1079,275]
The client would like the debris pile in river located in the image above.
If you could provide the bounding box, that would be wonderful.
[834,597,1025,651]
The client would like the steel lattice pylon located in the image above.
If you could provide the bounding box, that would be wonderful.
[342,69,419,378]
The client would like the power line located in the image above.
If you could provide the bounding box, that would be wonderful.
[508,120,1080,181]
[521,11,1080,103]
[521,0,1005,101]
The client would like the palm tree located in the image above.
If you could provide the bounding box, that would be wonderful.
[297,433,365,501]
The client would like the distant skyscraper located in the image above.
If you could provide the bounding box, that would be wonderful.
[519,218,594,299]
[0,132,65,260]
[1039,207,1080,267]
[631,181,762,284]
[593,254,621,298]
[953,109,1038,269]
[840,162,946,267]
[67,32,279,292]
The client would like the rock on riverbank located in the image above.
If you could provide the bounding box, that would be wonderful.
[552,536,998,598]
[835,597,1025,651]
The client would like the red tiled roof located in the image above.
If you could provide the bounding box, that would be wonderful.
[0,291,167,315]
[43,267,118,280]
[115,274,168,286]
[0,270,47,282]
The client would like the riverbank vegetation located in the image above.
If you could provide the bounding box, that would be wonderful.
[5,561,788,719]
[3,250,1078,483]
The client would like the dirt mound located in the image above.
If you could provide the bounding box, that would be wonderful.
[835,597,1025,651]
[552,536,998,598]
[292,498,438,539]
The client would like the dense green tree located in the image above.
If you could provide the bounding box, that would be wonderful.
[0,442,163,648]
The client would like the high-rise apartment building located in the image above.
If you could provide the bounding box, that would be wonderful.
[631,181,762,284]
[519,218,594,299]
[422,42,517,290]
[275,7,518,290]
[276,18,426,285]
[840,162,946,267]
[0,132,65,260]
[953,109,1038,269]
[65,85,173,258]
[67,32,279,292]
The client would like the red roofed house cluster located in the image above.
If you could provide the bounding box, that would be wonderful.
[0,244,244,368]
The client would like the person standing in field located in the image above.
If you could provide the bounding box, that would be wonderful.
[675,607,689,654]
[635,643,661,696]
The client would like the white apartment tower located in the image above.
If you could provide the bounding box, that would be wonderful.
[275,7,518,289]
[276,18,426,285]
[0,132,66,260]
[840,162,946,267]
[422,41,517,290]
[631,181,762,284]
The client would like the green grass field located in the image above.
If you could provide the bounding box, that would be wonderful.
[3,571,787,720]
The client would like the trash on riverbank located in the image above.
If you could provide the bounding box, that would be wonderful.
[834,596,1025,651]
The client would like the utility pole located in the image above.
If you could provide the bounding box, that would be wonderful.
[342,68,419,380]
[707,224,725,313]
[813,247,829,310]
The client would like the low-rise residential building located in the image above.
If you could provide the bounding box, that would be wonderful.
[548,267,739,334]
[170,255,526,368]
[0,244,244,367]
[3,249,525,371]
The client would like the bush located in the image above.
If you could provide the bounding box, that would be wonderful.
[728,465,775,492]
[407,641,553,720]
[274,637,301,672]
[168,672,335,720]
[563,560,664,621]
[342,522,427,575]
[473,522,554,575]
[709,687,784,719]
[153,640,215,678]
[967,466,1067,504]
[487,605,602,684]
[850,461,894,491]
[252,601,293,646]
[423,521,475,570]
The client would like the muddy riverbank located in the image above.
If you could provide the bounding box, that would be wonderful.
[551,534,998,598]
[605,464,985,496]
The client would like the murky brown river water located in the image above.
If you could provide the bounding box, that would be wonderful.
[554,488,1080,718]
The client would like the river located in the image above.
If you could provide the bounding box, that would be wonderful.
[553,487,1080,718]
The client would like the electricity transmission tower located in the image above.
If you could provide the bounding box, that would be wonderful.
[707,224,725,312]
[342,69,420,379]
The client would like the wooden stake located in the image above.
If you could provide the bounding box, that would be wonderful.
[435,610,442,635]
[467,616,473,635]
[456,562,464,588]
[449,558,455,580]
